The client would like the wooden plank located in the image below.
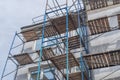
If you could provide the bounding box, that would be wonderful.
[113,0,120,5]
[99,55,104,67]
[103,54,109,67]
[99,18,105,32]
[110,52,115,66]
[52,15,77,34]
[50,58,66,80]
[96,55,102,68]
[101,54,106,67]
[93,20,98,34]
[88,56,92,69]
[14,53,33,65]
[90,56,94,69]
[113,52,116,65]
[50,53,79,70]
[21,30,38,42]
[93,55,99,68]
[119,52,120,65]
[117,14,120,29]
[108,53,112,66]
[88,21,95,35]
[62,35,80,50]
[84,56,92,69]
[96,19,101,33]
[104,17,110,32]
[89,0,94,10]
[91,20,96,34]
[41,48,55,61]
[114,51,119,65]
[88,17,110,35]
[21,14,78,42]
[87,0,108,10]
[117,51,120,65]
[83,50,120,69]
[21,24,58,42]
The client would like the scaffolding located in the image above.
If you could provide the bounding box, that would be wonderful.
[1,0,120,80]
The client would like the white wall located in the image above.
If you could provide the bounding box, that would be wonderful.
[88,4,120,80]
[87,4,120,20]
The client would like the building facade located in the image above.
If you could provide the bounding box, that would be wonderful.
[1,0,120,80]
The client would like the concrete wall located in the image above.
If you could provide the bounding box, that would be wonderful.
[87,4,120,80]
[90,30,120,80]
[87,4,120,20]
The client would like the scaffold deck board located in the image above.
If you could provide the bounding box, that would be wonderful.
[13,48,120,70]
[88,0,108,10]
[13,53,33,65]
[50,14,77,34]
[88,17,110,35]
[83,50,120,69]
[39,48,55,61]
[21,23,58,42]
[62,35,80,50]
[50,53,79,70]
[21,14,78,42]
[13,48,54,65]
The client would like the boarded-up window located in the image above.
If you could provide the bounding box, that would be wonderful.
[113,0,120,5]
[88,0,108,10]
[88,17,110,35]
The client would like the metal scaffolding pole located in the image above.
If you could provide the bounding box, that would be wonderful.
[36,13,47,80]
[77,0,91,80]
[1,32,17,80]
[65,5,69,80]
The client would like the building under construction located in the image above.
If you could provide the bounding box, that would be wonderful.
[1,0,120,80]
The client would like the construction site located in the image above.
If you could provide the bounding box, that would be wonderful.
[1,0,120,80]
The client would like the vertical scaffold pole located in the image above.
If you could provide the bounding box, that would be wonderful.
[77,0,85,80]
[84,25,89,54]
[36,13,47,80]
[66,0,69,79]
[1,32,17,80]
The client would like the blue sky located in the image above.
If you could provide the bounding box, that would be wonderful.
[0,0,46,78]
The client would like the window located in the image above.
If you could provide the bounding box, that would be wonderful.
[44,68,55,80]
[30,68,55,80]
[35,37,57,50]
[30,71,39,80]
